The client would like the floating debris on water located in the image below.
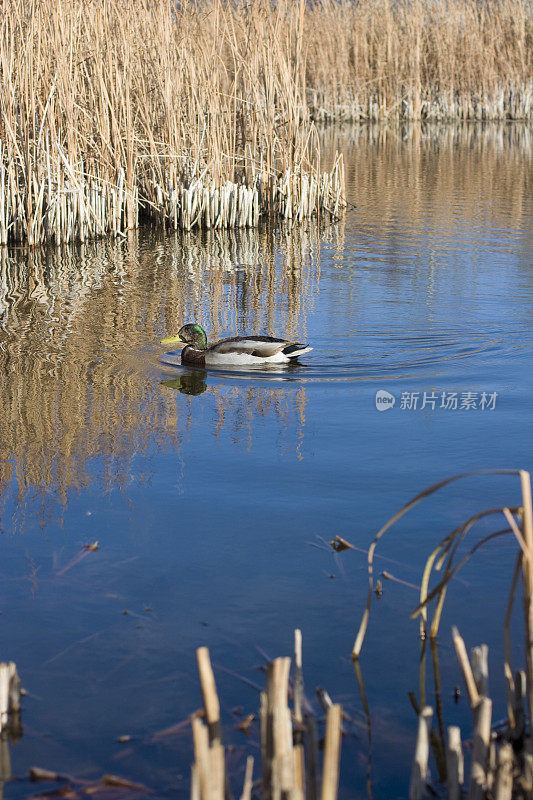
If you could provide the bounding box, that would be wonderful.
[329,535,354,552]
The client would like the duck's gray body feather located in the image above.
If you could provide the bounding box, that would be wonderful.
[210,336,293,356]
[184,335,312,366]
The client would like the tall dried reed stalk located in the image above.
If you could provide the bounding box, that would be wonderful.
[0,0,345,246]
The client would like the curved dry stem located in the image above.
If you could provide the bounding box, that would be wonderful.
[352,469,520,659]
[430,587,449,641]
[411,528,512,619]
[419,508,506,637]
[427,507,517,639]
[419,546,443,637]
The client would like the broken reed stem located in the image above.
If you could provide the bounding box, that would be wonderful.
[196,647,221,745]
[494,743,513,800]
[519,471,533,730]
[0,663,21,732]
[239,756,254,800]
[294,629,303,722]
[409,706,432,800]
[446,726,464,800]
[191,715,225,800]
[260,692,269,796]
[470,645,489,698]
[193,638,343,800]
[293,629,305,797]
[467,697,492,800]
[518,471,533,786]
[320,705,343,800]
[451,627,480,708]
[192,648,225,800]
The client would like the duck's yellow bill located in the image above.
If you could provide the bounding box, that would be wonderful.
[160,334,183,345]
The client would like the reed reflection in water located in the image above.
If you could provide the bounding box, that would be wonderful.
[0,223,335,517]
[326,122,532,233]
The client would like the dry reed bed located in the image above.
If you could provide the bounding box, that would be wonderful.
[187,472,533,798]
[0,0,345,246]
[2,0,530,246]
[409,629,520,799]
[306,0,532,123]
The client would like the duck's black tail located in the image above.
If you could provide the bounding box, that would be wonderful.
[282,343,312,359]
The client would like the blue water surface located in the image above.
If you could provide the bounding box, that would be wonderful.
[0,123,532,798]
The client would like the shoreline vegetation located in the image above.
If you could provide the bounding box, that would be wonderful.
[0,0,346,247]
[189,640,344,800]
[1,0,531,247]
[351,470,533,799]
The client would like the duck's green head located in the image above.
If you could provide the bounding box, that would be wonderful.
[161,323,208,350]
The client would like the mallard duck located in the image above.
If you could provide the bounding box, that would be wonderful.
[161,323,312,366]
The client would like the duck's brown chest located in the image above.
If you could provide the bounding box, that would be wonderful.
[181,346,206,366]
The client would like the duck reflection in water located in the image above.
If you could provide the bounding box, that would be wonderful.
[161,369,208,396]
